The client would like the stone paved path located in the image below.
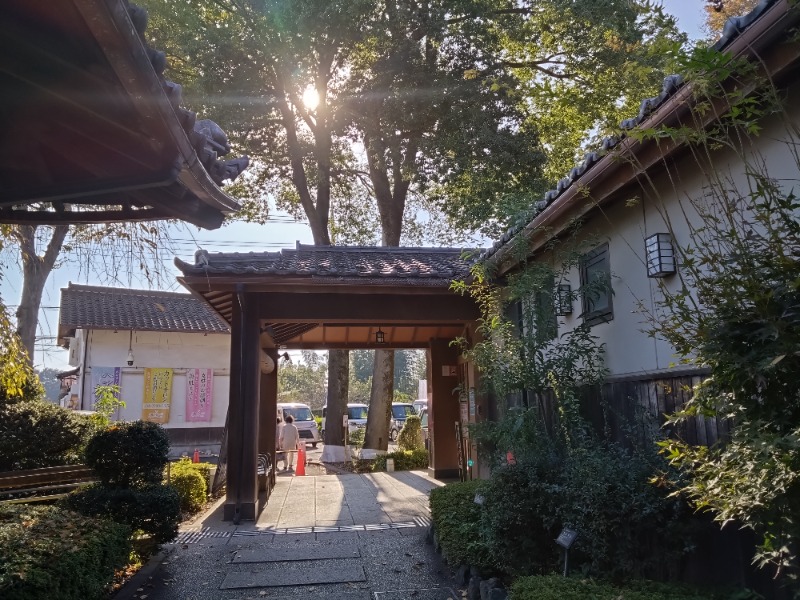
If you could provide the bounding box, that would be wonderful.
[117,471,460,600]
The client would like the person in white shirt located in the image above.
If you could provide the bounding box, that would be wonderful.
[279,415,300,472]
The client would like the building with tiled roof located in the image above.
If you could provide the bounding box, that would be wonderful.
[57,284,232,457]
[471,0,800,450]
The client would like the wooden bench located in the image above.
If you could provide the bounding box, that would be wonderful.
[0,465,97,505]
[257,453,275,498]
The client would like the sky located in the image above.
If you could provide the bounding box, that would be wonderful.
[0,0,708,372]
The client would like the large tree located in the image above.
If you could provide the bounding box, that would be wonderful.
[143,0,545,455]
[143,0,685,454]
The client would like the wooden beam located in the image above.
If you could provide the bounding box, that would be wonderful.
[253,292,479,323]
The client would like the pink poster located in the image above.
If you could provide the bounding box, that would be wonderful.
[185,368,213,422]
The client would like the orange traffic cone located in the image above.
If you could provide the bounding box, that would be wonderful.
[295,445,306,476]
[193,449,200,463]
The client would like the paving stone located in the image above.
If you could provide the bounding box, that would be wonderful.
[220,562,366,589]
[233,544,360,562]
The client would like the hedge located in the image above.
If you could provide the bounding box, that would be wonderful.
[0,504,130,600]
[0,400,94,471]
[372,449,429,471]
[429,479,492,571]
[509,575,737,600]
[62,483,180,545]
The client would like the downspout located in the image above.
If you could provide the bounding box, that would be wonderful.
[77,329,91,410]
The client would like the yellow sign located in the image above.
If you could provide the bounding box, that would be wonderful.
[142,368,173,423]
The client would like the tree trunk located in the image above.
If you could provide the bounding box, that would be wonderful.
[14,225,69,366]
[363,347,394,452]
[320,347,350,462]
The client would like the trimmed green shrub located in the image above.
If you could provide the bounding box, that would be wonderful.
[168,458,209,513]
[509,574,742,600]
[479,464,561,576]
[0,504,130,600]
[429,480,492,571]
[0,400,95,470]
[61,483,180,545]
[85,421,170,487]
[397,414,424,451]
[372,449,429,471]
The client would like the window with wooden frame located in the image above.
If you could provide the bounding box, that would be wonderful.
[580,243,613,326]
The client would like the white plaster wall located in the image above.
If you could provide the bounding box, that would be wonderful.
[79,329,230,428]
[545,94,800,378]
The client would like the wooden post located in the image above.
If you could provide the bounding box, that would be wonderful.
[223,288,260,522]
[428,339,461,479]
[258,348,279,502]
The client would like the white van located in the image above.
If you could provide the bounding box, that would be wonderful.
[321,403,369,437]
[277,402,321,448]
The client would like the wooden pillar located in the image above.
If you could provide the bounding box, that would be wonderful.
[258,348,279,501]
[223,289,260,522]
[428,339,460,479]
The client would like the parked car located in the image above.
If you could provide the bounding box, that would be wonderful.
[277,402,321,448]
[321,403,369,437]
[419,408,429,450]
[412,399,427,414]
[390,402,416,442]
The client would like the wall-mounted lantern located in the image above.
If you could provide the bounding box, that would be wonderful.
[556,284,573,316]
[645,233,677,277]
[375,328,386,345]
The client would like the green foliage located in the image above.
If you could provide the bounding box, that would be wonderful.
[348,427,365,448]
[68,421,180,545]
[168,459,208,514]
[470,434,692,580]
[0,504,130,600]
[636,45,800,580]
[509,574,742,600]
[84,421,170,488]
[454,231,608,443]
[61,484,180,546]
[0,400,95,471]
[429,480,492,570]
[0,301,34,401]
[397,414,424,451]
[278,356,328,409]
[89,385,125,429]
[35,367,61,403]
[372,449,429,472]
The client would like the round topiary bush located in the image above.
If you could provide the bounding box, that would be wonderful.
[85,421,170,488]
[397,414,424,451]
[169,458,209,513]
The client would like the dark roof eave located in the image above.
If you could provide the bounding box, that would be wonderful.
[75,0,239,223]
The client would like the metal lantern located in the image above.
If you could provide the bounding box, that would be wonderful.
[375,328,385,344]
[556,284,573,315]
[645,233,676,277]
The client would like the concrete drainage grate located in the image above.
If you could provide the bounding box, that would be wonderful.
[373,588,459,600]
